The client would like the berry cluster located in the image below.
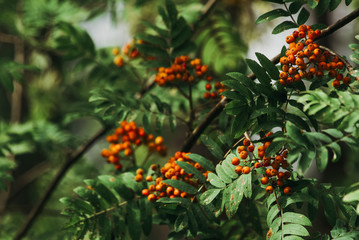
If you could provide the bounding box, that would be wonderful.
[112,40,141,67]
[138,151,210,202]
[101,120,167,170]
[279,25,351,88]
[155,56,224,99]
[231,133,292,195]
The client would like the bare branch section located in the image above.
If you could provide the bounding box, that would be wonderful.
[181,8,359,152]
[13,127,107,240]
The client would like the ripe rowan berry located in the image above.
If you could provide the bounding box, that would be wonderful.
[332,80,340,88]
[135,175,143,182]
[254,162,261,168]
[277,179,284,187]
[261,177,269,185]
[243,139,251,146]
[266,185,274,194]
[142,189,149,196]
[235,166,243,174]
[283,186,292,195]
[247,145,255,152]
[146,175,153,182]
[147,193,156,202]
[242,166,251,174]
[231,157,240,166]
[240,151,248,159]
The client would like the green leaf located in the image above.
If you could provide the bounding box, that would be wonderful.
[267,204,280,226]
[321,193,337,226]
[329,0,341,11]
[265,140,286,157]
[174,214,188,232]
[286,121,308,147]
[246,59,271,86]
[346,0,353,5]
[201,135,224,159]
[98,175,134,200]
[208,173,226,188]
[286,113,310,132]
[187,207,198,236]
[127,202,141,240]
[298,151,315,174]
[316,147,328,172]
[200,188,222,205]
[282,223,310,237]
[231,111,250,138]
[188,153,215,172]
[135,44,170,59]
[343,189,359,202]
[272,21,298,34]
[225,178,244,218]
[83,179,118,205]
[297,7,310,25]
[255,9,290,24]
[307,0,319,9]
[216,164,232,184]
[327,142,341,162]
[59,197,95,214]
[240,172,252,198]
[139,198,152,236]
[317,0,330,16]
[282,212,312,226]
[176,161,206,183]
[165,0,178,23]
[251,107,286,119]
[136,33,168,48]
[289,2,304,14]
[322,129,343,138]
[256,52,280,80]
[162,179,198,195]
[226,72,256,90]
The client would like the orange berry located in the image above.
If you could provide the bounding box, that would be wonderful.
[235,166,243,174]
[266,185,274,194]
[113,55,123,67]
[254,162,261,168]
[205,83,212,91]
[283,186,292,195]
[243,139,250,146]
[343,77,351,85]
[142,189,149,196]
[277,179,284,187]
[147,193,156,202]
[242,166,251,174]
[136,168,144,175]
[231,157,240,166]
[336,62,344,69]
[135,175,143,182]
[261,177,269,185]
[332,80,340,88]
[247,145,255,152]
[286,35,295,44]
[278,172,285,179]
[240,151,248,159]
[155,136,164,145]
[146,175,153,182]
[203,92,210,99]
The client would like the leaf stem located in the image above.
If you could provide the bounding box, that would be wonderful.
[284,3,298,26]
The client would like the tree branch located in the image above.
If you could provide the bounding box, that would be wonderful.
[13,127,108,240]
[181,8,359,152]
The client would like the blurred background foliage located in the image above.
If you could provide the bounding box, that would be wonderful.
[0,0,358,239]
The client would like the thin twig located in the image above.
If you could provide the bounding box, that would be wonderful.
[13,127,108,240]
[181,8,359,152]
[273,190,284,239]
[284,2,298,26]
